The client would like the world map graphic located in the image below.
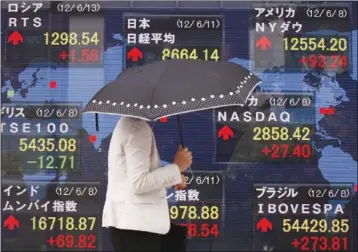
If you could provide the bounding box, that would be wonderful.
[3,30,356,185]
[1,27,357,250]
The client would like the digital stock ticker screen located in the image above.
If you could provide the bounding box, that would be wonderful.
[0,1,357,252]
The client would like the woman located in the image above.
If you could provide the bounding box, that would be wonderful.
[103,116,192,251]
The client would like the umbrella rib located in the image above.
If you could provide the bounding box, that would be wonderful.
[205,63,260,104]
[148,84,156,119]
[149,61,170,119]
[198,64,245,104]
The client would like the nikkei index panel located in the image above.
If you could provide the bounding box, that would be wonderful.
[123,14,224,69]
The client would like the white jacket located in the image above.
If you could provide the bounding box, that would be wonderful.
[102,116,182,234]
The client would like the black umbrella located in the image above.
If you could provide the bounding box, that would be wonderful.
[83,60,261,251]
[83,59,261,150]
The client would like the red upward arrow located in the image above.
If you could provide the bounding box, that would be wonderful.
[8,31,23,46]
[217,125,234,140]
[127,47,143,62]
[256,36,272,51]
[256,217,272,232]
[3,215,20,231]
[159,117,168,123]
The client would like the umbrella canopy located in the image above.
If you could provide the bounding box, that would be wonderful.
[82,59,261,120]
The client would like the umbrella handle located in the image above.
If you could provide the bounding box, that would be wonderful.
[176,115,194,178]
[95,113,99,131]
[176,115,184,147]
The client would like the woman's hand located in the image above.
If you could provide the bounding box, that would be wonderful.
[174,174,187,190]
[173,146,192,172]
